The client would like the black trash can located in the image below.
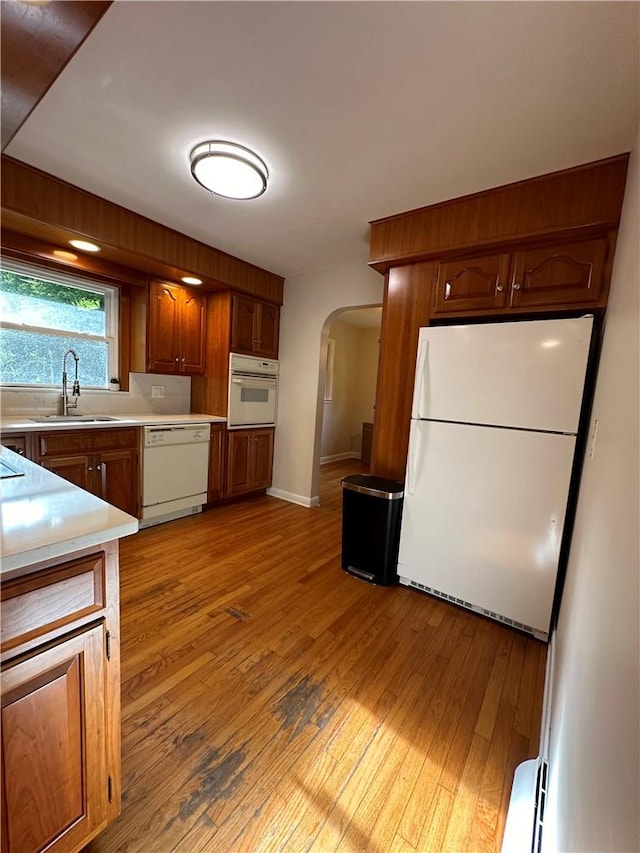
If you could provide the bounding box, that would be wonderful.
[341,474,404,585]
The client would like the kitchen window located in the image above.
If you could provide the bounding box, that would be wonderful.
[0,260,119,388]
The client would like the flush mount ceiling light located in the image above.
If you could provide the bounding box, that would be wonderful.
[69,239,101,252]
[181,276,202,286]
[190,141,268,200]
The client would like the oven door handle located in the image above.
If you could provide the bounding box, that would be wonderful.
[231,377,278,386]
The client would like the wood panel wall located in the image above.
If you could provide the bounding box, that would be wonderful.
[1,1,112,150]
[370,262,435,481]
[369,155,629,271]
[1,157,284,304]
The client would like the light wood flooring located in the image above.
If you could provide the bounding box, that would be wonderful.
[86,460,545,853]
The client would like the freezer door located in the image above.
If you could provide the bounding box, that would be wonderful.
[400,419,576,636]
[412,316,593,433]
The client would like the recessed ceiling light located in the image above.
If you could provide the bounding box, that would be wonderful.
[69,239,101,252]
[190,140,268,200]
[53,250,78,261]
[181,276,203,286]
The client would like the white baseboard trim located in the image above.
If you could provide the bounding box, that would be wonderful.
[266,487,320,508]
[320,451,361,465]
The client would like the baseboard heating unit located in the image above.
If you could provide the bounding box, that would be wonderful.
[502,757,548,853]
[399,577,548,642]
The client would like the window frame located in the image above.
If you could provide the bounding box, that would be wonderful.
[0,258,120,390]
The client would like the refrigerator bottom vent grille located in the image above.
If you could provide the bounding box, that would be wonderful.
[405,580,539,638]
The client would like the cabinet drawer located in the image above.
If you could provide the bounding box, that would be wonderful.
[1,553,106,652]
[0,433,31,458]
[37,427,139,458]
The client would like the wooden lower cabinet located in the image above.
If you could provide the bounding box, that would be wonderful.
[0,433,31,458]
[36,428,139,517]
[225,428,274,497]
[207,424,225,502]
[1,544,121,853]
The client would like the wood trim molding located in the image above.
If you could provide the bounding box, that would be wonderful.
[1,1,112,151]
[369,154,630,272]
[1,229,148,288]
[1,156,285,304]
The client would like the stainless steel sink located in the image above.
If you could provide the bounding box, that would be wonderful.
[29,415,121,423]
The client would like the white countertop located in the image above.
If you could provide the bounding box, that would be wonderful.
[0,447,139,578]
[0,413,227,433]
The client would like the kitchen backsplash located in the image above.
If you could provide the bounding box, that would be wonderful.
[1,373,191,417]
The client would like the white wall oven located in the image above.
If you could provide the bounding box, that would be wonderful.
[228,353,278,429]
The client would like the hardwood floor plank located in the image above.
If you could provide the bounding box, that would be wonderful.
[441,732,490,851]
[417,785,456,853]
[85,461,545,853]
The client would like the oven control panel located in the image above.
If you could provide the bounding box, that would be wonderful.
[230,353,278,376]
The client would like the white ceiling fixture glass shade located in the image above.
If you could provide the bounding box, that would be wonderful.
[190,141,268,200]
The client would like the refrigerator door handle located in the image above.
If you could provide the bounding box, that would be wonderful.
[412,338,429,419]
[406,424,423,496]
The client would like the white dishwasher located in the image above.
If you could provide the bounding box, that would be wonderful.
[141,423,211,528]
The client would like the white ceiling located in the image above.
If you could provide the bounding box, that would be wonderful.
[6,1,639,280]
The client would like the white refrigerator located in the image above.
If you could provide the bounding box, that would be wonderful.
[397,316,594,641]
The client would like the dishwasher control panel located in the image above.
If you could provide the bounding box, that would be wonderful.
[143,423,211,447]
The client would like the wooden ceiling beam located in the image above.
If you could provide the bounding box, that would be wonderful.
[1,1,112,151]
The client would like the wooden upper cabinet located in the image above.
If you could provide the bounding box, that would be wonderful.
[433,253,510,314]
[147,282,180,373]
[431,238,609,318]
[179,290,207,373]
[231,294,279,359]
[147,280,207,375]
[509,238,607,309]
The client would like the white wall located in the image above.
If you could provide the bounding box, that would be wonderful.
[270,260,383,506]
[320,321,379,461]
[542,132,639,851]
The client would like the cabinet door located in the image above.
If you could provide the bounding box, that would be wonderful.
[99,448,139,516]
[208,425,225,502]
[251,429,274,490]
[433,253,511,315]
[256,303,280,358]
[178,289,207,375]
[509,239,607,309]
[225,430,252,496]
[148,281,180,373]
[1,623,107,853]
[225,429,274,496]
[231,295,258,354]
[41,455,93,494]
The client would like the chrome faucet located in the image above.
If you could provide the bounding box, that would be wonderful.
[61,349,81,416]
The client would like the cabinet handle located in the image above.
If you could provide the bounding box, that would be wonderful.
[513,282,522,291]
[175,357,179,362]
[96,464,102,471]
[181,357,186,363]
[444,282,451,299]
[496,285,504,292]
[88,466,94,471]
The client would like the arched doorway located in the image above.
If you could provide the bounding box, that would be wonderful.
[314,305,382,505]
